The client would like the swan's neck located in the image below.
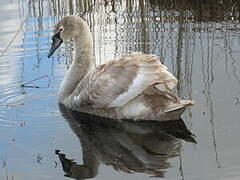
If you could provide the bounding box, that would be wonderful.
[59,30,93,103]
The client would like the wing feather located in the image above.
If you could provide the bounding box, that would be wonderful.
[70,53,178,108]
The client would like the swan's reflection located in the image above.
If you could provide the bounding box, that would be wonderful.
[57,104,196,179]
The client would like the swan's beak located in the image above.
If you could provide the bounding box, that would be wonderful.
[47,33,63,58]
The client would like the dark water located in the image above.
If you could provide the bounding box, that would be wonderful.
[1,0,240,179]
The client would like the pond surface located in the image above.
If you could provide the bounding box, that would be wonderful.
[1,0,240,180]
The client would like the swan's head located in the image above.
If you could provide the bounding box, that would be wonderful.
[47,16,87,58]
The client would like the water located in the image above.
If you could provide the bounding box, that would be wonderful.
[0,0,240,179]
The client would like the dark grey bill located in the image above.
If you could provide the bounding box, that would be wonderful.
[47,32,63,58]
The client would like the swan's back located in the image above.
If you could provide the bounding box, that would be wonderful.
[61,52,193,120]
[66,53,175,107]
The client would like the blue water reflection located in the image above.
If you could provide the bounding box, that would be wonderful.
[0,0,240,180]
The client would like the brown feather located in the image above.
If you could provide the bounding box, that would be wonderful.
[68,53,175,108]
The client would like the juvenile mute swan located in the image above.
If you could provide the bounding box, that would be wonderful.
[48,16,194,121]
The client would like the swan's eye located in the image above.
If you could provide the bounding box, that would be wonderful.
[59,28,63,32]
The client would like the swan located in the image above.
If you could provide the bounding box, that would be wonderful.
[47,16,194,121]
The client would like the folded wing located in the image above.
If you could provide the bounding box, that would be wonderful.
[70,53,178,108]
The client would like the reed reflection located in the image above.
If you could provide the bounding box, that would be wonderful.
[25,0,240,82]
[57,104,196,179]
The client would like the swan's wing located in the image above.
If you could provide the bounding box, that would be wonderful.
[71,53,177,108]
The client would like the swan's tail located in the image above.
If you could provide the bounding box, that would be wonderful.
[160,100,194,120]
